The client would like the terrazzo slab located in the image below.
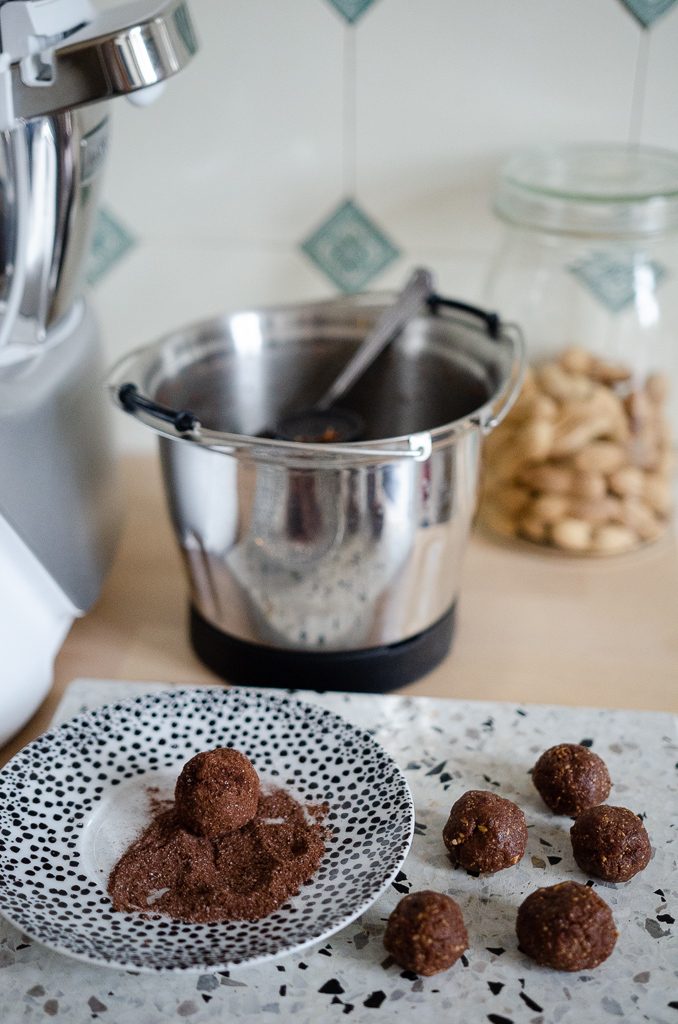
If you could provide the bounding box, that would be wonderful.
[0,678,676,1023]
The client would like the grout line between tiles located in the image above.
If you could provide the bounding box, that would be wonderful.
[342,24,357,197]
[628,28,650,143]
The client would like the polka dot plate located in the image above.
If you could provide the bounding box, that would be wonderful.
[0,688,414,973]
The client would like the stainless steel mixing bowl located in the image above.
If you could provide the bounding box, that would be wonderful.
[109,293,523,690]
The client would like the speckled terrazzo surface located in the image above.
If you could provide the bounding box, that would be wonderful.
[1,679,676,1024]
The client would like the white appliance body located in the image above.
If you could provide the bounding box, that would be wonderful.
[0,513,76,746]
[0,301,120,744]
[0,0,196,746]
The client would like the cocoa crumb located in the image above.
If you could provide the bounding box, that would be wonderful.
[108,785,329,923]
[145,786,172,817]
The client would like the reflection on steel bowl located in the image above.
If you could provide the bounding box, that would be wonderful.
[108,293,523,690]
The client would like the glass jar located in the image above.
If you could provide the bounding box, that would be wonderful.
[481,143,678,556]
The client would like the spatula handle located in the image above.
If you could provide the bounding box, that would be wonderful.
[314,267,434,412]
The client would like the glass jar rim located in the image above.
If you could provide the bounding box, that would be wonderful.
[494,143,678,238]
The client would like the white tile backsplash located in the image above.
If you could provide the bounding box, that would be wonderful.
[355,0,640,254]
[93,0,678,452]
[98,242,488,454]
[638,8,678,146]
[97,240,336,452]
[102,0,344,245]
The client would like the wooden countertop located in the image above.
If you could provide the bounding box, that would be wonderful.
[2,455,677,767]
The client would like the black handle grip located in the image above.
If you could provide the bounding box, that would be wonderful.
[427,294,501,339]
[118,383,199,434]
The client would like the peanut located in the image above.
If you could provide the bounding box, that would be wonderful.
[489,484,531,517]
[646,371,669,405]
[644,474,672,516]
[480,348,673,557]
[551,518,593,552]
[560,345,593,375]
[657,416,673,449]
[572,442,626,475]
[517,513,548,544]
[484,434,527,483]
[506,390,559,427]
[518,463,574,495]
[590,358,632,385]
[608,466,645,499]
[531,394,559,421]
[550,412,613,458]
[479,505,517,539]
[530,493,570,524]
[656,448,676,477]
[630,422,664,471]
[537,364,593,403]
[592,524,638,555]
[589,385,629,443]
[522,365,537,394]
[483,424,513,458]
[504,370,539,424]
[625,390,653,424]
[568,496,623,526]
[569,471,607,501]
[515,418,555,462]
[620,498,664,542]
[504,389,535,426]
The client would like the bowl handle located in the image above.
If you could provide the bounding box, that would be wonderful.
[482,321,526,433]
[109,380,433,462]
[427,295,526,435]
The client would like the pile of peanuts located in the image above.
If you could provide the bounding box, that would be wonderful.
[480,346,674,555]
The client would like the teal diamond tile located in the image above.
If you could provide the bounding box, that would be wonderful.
[301,199,399,293]
[325,0,379,24]
[618,0,678,26]
[86,207,136,286]
[173,1,199,55]
[569,252,667,313]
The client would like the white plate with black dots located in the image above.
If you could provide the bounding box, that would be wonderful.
[0,688,414,973]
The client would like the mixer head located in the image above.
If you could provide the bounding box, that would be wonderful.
[0,0,197,130]
[0,0,197,361]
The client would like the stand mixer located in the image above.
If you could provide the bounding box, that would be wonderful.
[0,0,196,745]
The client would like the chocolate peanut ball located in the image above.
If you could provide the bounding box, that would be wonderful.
[571,805,651,882]
[532,744,611,816]
[175,747,260,837]
[383,891,468,976]
[443,790,528,874]
[516,881,617,971]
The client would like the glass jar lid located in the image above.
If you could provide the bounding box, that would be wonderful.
[494,143,678,238]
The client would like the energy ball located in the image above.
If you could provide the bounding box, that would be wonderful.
[383,891,468,976]
[532,743,611,816]
[570,805,651,882]
[516,881,617,971]
[443,790,528,874]
[174,747,260,837]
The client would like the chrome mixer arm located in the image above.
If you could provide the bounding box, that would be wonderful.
[0,0,196,128]
[0,0,197,357]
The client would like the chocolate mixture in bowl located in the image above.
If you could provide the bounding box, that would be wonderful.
[108,748,329,923]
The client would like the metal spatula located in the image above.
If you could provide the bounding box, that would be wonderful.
[274,267,434,443]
